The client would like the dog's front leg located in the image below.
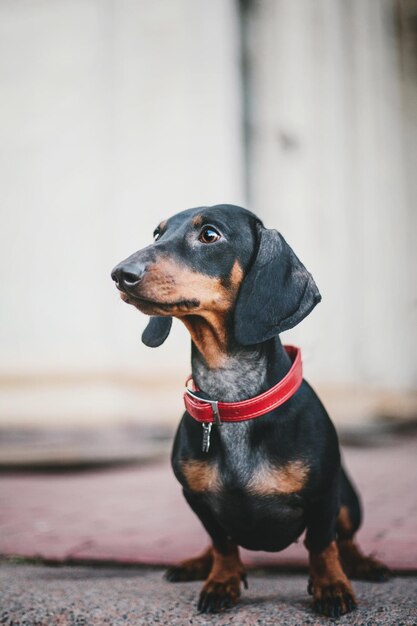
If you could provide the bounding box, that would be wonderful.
[305,489,356,618]
[198,542,247,613]
[182,489,247,614]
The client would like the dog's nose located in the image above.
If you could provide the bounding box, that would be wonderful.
[111,263,145,289]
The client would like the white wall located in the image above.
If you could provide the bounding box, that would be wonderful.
[0,0,415,427]
[0,0,244,378]
[244,0,416,389]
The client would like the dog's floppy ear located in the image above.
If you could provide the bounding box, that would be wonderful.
[234,227,321,346]
[142,316,172,347]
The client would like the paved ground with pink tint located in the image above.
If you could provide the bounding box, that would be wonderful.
[2,564,417,626]
[0,436,416,571]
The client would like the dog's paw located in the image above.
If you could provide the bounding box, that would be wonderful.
[165,563,210,583]
[338,541,391,582]
[197,576,244,614]
[346,555,391,582]
[311,580,356,618]
[165,565,198,583]
[164,550,213,583]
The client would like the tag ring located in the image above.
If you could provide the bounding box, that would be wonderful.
[185,387,222,425]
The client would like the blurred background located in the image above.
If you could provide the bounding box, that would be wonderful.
[0,0,416,468]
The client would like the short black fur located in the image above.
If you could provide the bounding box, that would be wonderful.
[111,204,390,618]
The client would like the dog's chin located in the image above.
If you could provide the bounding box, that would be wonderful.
[119,291,169,315]
[118,290,199,316]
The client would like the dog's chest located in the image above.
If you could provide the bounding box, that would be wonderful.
[185,349,309,498]
[182,422,309,499]
[218,421,254,484]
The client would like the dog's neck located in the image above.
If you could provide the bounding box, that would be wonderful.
[191,335,292,403]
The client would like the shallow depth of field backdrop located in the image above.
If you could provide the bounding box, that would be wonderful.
[0,0,416,441]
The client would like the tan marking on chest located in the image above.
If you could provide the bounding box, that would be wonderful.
[181,460,221,493]
[247,460,309,496]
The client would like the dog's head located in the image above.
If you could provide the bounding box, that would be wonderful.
[111,204,321,348]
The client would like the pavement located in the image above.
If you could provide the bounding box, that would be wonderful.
[0,435,416,570]
[1,563,416,626]
[0,433,416,624]
[0,423,173,471]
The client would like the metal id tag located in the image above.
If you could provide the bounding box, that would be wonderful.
[202,423,212,453]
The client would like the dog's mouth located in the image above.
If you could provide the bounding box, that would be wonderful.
[118,288,199,314]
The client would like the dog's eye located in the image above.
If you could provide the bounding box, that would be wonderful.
[199,226,221,244]
[153,228,161,242]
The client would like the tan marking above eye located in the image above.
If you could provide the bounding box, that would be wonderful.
[192,214,203,227]
[247,460,309,496]
[181,460,221,493]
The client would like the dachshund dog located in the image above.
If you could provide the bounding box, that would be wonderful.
[111,204,389,618]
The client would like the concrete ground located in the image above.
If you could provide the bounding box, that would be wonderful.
[1,434,416,624]
[1,435,416,570]
[1,563,416,626]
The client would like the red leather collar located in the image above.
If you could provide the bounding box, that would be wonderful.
[183,345,302,424]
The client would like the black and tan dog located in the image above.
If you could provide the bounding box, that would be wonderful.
[111,204,389,618]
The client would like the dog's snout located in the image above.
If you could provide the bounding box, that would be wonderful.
[111,263,145,289]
